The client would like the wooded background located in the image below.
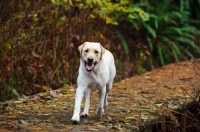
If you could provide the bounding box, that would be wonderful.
[1,0,200,101]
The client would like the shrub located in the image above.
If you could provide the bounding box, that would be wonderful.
[110,0,200,73]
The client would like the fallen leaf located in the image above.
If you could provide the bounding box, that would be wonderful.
[20,119,28,125]
[106,116,112,121]
[13,100,24,104]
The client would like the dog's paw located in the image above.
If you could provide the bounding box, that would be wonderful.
[71,115,80,125]
[80,113,88,118]
[95,108,104,117]
[71,120,79,125]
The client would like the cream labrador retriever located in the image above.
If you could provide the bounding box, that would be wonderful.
[71,42,116,124]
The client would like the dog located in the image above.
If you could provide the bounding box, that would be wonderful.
[71,42,116,124]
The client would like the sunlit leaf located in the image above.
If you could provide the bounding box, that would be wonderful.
[99,33,104,39]
[106,17,113,25]
[90,14,96,18]
[51,0,56,4]
[128,14,135,19]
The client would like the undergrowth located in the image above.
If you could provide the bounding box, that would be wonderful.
[150,60,200,132]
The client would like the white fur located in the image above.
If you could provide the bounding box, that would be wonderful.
[71,42,116,123]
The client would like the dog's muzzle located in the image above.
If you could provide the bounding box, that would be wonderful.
[84,57,97,71]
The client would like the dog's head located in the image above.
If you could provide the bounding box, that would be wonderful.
[78,42,105,72]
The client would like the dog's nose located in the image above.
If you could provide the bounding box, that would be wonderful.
[88,57,94,63]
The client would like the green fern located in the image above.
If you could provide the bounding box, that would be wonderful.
[157,44,165,65]
[146,37,153,50]
[80,0,200,69]
[163,27,182,35]
[143,23,156,38]
[118,32,129,54]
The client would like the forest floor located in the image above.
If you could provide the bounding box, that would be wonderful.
[0,59,200,132]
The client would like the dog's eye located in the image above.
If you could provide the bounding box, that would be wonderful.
[85,50,88,53]
[95,50,99,54]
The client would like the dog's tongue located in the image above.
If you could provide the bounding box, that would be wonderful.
[86,64,94,70]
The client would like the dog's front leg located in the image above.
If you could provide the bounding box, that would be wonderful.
[81,88,91,117]
[96,86,106,117]
[71,87,85,124]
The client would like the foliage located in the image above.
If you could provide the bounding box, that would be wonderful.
[0,0,120,100]
[1,0,200,100]
[111,0,200,72]
[0,0,82,101]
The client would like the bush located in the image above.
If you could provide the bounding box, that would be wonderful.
[110,0,200,73]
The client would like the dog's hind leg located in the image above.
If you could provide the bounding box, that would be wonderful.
[80,88,91,118]
[96,87,106,117]
[104,81,113,107]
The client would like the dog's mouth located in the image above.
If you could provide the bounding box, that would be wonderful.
[84,61,97,72]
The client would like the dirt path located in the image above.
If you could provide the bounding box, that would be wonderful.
[0,59,200,132]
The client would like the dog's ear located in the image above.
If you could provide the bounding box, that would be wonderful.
[100,44,105,60]
[78,43,85,56]
[100,44,105,55]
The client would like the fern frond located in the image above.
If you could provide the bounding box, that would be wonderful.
[146,37,153,50]
[182,26,200,36]
[120,35,129,54]
[144,23,156,38]
[182,33,194,40]
[170,43,181,61]
[172,49,179,62]
[125,18,139,30]
[163,48,171,64]
[150,14,158,29]
[167,18,179,25]
[157,44,165,65]
[180,46,195,60]
[159,36,171,43]
[171,36,195,48]
[168,11,182,19]
[162,27,182,35]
